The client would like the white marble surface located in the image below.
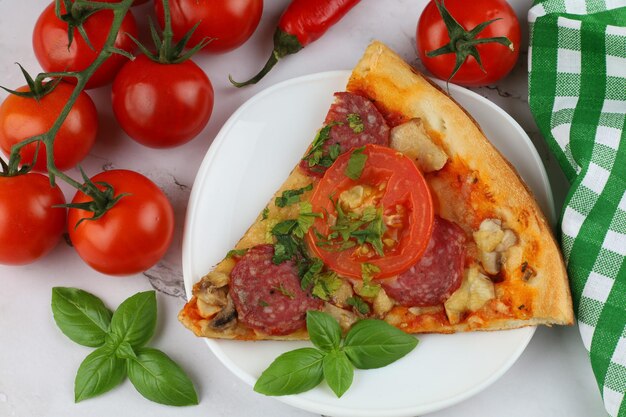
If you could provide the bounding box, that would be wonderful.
[0,0,606,416]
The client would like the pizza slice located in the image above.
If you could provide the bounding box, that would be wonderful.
[179,41,574,340]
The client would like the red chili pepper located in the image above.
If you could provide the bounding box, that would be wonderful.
[229,0,361,87]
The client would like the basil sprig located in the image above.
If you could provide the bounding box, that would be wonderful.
[254,311,418,398]
[51,288,198,406]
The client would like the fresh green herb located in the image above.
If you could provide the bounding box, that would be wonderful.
[356,263,381,298]
[306,310,341,352]
[74,345,126,402]
[51,287,113,348]
[127,347,198,406]
[254,348,325,396]
[296,202,322,238]
[261,207,270,220]
[343,319,419,369]
[259,300,270,307]
[347,296,371,315]
[300,258,324,290]
[347,113,364,133]
[302,122,342,170]
[271,203,321,265]
[300,258,342,301]
[275,184,313,208]
[226,248,248,258]
[329,143,341,160]
[345,146,368,180]
[273,283,296,299]
[254,311,418,397]
[323,350,354,398]
[316,200,387,256]
[311,272,343,301]
[51,288,198,406]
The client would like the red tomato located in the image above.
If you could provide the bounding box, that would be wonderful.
[306,145,434,279]
[155,0,263,53]
[111,55,213,148]
[32,1,138,89]
[101,0,149,5]
[416,0,520,86]
[0,173,66,265]
[0,83,98,171]
[67,170,174,275]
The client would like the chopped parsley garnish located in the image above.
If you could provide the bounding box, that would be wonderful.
[347,113,364,133]
[258,300,270,307]
[347,296,370,315]
[356,263,381,298]
[345,146,367,180]
[273,283,295,299]
[316,200,387,257]
[300,258,342,301]
[226,248,248,258]
[302,122,342,170]
[275,184,313,208]
[261,207,270,220]
[271,203,321,265]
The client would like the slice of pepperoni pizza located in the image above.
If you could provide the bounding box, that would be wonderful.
[179,41,574,341]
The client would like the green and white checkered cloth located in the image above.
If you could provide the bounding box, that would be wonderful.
[528,1,626,416]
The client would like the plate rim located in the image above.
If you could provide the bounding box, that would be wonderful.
[182,70,546,417]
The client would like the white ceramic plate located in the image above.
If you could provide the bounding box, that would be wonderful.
[182,71,555,417]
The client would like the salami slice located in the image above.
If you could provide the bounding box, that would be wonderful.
[300,92,390,176]
[230,245,322,335]
[382,216,466,307]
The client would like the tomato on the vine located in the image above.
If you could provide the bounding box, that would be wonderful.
[67,170,174,276]
[0,173,66,265]
[416,0,520,86]
[0,82,98,171]
[154,0,263,53]
[32,1,138,89]
[111,55,213,148]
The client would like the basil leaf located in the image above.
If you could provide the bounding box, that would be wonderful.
[323,350,353,398]
[74,345,126,402]
[343,320,418,369]
[127,347,198,406]
[345,147,367,180]
[261,207,270,220]
[306,311,341,352]
[254,348,324,396]
[110,291,156,349]
[51,287,113,347]
[115,341,137,360]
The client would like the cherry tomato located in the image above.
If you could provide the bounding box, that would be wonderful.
[0,173,66,265]
[32,1,138,89]
[306,145,434,280]
[101,0,149,5]
[0,83,98,171]
[416,0,520,86]
[67,170,174,275]
[155,0,263,53]
[111,54,213,148]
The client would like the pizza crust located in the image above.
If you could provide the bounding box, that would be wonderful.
[348,41,573,329]
[179,41,574,341]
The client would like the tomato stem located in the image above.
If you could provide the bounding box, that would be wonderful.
[425,0,513,88]
[128,0,211,65]
[5,0,135,213]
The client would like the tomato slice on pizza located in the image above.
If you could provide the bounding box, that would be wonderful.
[307,144,434,279]
[179,42,574,341]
